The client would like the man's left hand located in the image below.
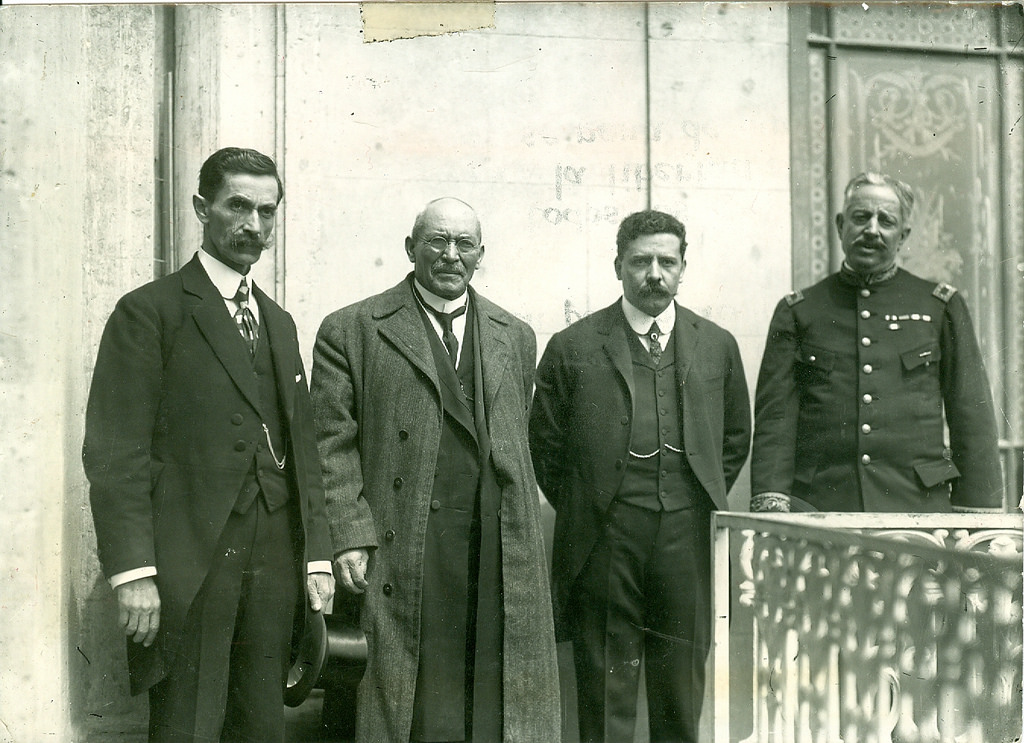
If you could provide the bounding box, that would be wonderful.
[306,572,336,612]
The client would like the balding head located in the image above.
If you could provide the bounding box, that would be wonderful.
[404,198,485,300]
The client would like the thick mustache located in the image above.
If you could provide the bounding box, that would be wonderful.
[640,283,670,295]
[232,234,268,251]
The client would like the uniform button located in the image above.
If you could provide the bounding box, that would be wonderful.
[614,459,623,470]
[430,500,441,510]
[621,416,629,425]
[809,355,816,362]
[382,583,393,595]
[863,364,873,374]
[231,414,244,425]
[861,337,871,347]
[660,409,668,416]
[398,429,409,441]
[860,289,871,298]
[660,470,668,478]
[657,390,665,397]
[861,454,871,465]
[258,468,265,478]
[393,477,404,489]
[662,428,670,435]
[942,447,953,460]
[234,440,247,452]
[860,310,871,319]
[862,394,872,403]
[384,529,396,541]
[861,424,872,434]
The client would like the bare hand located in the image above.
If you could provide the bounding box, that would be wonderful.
[335,549,370,594]
[116,577,161,647]
[306,572,336,612]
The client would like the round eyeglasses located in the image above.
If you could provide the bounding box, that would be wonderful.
[421,236,481,254]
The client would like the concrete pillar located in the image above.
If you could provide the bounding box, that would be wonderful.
[0,5,160,739]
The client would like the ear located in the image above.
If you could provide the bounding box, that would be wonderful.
[193,194,210,225]
[679,258,687,277]
[614,255,623,281]
[404,236,416,263]
[898,226,911,247]
[476,243,485,265]
[834,213,844,237]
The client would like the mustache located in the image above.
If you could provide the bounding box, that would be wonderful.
[639,282,671,296]
[231,233,270,251]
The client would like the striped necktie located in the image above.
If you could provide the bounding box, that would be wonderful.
[232,278,258,356]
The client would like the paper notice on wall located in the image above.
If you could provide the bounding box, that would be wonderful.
[361,2,495,43]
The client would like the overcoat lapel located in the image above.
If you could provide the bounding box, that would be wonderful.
[374,282,441,398]
[598,302,635,409]
[476,295,513,419]
[180,257,262,414]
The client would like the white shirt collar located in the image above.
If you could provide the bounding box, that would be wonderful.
[199,249,250,300]
[413,278,468,315]
[621,296,675,337]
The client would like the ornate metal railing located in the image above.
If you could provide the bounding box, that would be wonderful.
[711,513,1023,743]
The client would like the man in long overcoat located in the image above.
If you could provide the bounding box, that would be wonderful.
[83,147,335,741]
[529,210,751,743]
[311,197,560,743]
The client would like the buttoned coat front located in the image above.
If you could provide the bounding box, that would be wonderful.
[528,300,751,639]
[310,276,560,743]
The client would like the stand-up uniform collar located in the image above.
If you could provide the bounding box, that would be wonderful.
[839,260,899,287]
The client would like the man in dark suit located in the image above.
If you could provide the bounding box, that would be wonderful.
[83,147,335,742]
[751,172,1003,513]
[311,197,560,743]
[529,210,751,743]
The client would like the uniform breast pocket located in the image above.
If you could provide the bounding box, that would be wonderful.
[795,343,836,383]
[900,341,941,373]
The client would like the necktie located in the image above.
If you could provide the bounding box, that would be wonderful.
[232,278,258,356]
[433,304,467,366]
[647,321,662,364]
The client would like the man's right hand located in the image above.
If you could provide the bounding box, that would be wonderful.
[335,549,370,594]
[116,577,161,647]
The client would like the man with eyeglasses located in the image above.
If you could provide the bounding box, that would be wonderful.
[751,172,1003,513]
[311,197,560,743]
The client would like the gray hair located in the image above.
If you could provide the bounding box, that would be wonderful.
[842,172,915,223]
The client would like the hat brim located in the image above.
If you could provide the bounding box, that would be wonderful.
[284,610,328,708]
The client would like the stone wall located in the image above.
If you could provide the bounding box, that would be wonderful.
[0,4,792,739]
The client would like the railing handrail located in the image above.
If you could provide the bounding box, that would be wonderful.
[714,512,1023,568]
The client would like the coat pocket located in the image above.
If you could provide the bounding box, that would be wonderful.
[913,459,961,488]
[796,343,836,373]
[900,341,941,371]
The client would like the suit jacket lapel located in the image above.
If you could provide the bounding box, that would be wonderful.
[672,303,699,387]
[475,292,512,418]
[599,302,635,408]
[253,285,295,421]
[181,256,262,414]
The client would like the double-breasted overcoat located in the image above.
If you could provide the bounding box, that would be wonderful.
[310,275,560,743]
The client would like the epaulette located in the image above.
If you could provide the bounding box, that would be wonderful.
[784,290,805,307]
[932,282,957,303]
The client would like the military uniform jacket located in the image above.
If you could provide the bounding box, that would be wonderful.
[752,268,1002,512]
[310,275,560,743]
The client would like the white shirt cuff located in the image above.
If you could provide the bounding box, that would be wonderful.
[109,566,157,589]
[307,561,333,575]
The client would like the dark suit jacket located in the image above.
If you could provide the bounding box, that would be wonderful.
[310,275,560,743]
[529,300,751,637]
[83,253,332,693]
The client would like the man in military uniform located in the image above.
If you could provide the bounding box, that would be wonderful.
[751,172,1003,513]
